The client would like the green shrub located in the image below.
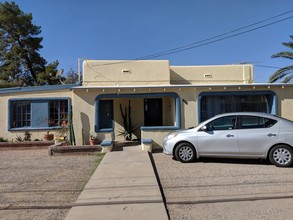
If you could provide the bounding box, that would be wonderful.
[15,131,32,142]
[24,131,32,141]
[0,137,8,142]
[15,135,23,142]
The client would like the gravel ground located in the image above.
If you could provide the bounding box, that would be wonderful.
[0,149,101,220]
[152,152,293,220]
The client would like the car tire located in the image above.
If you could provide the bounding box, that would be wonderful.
[175,142,196,163]
[269,145,293,167]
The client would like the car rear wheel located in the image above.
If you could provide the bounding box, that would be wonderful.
[269,145,293,167]
[175,143,196,163]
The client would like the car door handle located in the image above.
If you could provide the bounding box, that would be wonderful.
[226,134,234,138]
[267,133,277,137]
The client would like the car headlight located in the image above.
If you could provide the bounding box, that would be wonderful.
[166,132,178,140]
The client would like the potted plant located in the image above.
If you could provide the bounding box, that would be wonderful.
[54,126,68,145]
[43,131,54,141]
[89,134,100,145]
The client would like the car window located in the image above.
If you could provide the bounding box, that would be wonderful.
[206,116,236,131]
[240,116,277,129]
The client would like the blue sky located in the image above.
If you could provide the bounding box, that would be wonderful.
[10,0,293,82]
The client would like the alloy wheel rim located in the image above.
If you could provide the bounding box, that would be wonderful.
[179,146,193,161]
[273,148,291,165]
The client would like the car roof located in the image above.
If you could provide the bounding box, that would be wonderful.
[213,112,277,119]
[196,112,293,129]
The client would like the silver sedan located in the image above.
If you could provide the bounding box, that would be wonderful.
[163,112,293,167]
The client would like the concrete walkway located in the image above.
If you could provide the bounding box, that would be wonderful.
[65,147,169,220]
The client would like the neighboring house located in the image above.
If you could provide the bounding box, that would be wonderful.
[0,60,292,150]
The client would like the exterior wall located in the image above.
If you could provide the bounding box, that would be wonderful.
[83,60,170,86]
[71,89,97,145]
[82,61,253,86]
[0,85,293,148]
[163,96,176,126]
[141,130,172,149]
[273,87,293,120]
[0,89,72,141]
[170,64,253,84]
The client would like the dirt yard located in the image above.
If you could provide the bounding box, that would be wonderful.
[152,152,293,220]
[0,149,102,220]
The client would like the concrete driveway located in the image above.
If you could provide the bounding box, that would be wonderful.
[152,153,293,220]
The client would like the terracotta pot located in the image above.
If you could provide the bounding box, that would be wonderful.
[43,132,54,141]
[89,138,100,145]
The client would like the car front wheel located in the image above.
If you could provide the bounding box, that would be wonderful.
[175,143,196,163]
[269,145,293,167]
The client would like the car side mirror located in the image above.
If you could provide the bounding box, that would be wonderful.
[200,125,208,131]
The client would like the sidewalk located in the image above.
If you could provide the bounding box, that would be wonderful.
[65,147,169,220]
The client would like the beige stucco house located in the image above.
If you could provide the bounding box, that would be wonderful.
[0,60,292,150]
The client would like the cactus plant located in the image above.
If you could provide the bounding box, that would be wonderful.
[119,100,136,141]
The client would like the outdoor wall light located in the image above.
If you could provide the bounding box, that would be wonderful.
[182,99,188,105]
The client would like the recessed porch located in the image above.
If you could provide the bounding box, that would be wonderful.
[94,92,181,149]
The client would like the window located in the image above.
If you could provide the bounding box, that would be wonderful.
[206,116,236,131]
[240,116,277,129]
[49,100,69,127]
[199,92,276,122]
[9,98,70,130]
[11,101,31,128]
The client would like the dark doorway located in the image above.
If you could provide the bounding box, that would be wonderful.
[99,100,113,129]
[144,98,162,126]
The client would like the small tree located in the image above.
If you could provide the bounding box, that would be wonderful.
[64,68,79,84]
[269,35,293,83]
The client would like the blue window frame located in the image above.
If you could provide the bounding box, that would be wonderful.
[198,91,277,122]
[9,98,71,130]
[95,93,181,132]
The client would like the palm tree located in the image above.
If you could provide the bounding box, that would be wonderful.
[269,35,293,83]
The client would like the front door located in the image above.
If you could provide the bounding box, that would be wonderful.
[144,98,162,126]
[99,100,113,129]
